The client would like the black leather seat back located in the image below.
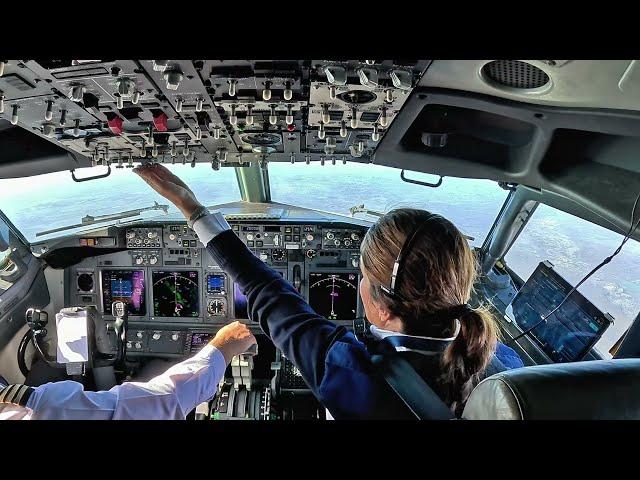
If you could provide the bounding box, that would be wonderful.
[463,359,640,420]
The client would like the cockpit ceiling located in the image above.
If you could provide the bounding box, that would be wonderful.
[420,60,640,111]
[1,59,639,242]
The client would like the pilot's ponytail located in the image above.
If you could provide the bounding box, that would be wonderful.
[361,208,499,416]
[441,306,497,416]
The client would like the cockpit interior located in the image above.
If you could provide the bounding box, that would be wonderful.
[1,59,640,420]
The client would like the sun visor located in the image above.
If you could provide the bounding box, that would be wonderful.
[0,121,90,179]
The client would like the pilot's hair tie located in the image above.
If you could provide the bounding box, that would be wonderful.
[428,304,474,322]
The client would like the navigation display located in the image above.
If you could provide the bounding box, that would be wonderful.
[308,272,358,320]
[152,270,199,318]
[101,269,146,316]
[510,262,612,362]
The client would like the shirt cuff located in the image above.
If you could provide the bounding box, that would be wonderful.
[194,343,226,367]
[193,211,231,245]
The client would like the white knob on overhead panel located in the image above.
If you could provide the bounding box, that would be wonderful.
[132,90,140,105]
[385,89,394,103]
[152,332,161,340]
[0,94,4,114]
[229,105,237,125]
[283,81,293,101]
[59,109,67,126]
[195,126,202,140]
[285,104,294,125]
[183,140,190,157]
[171,141,177,157]
[116,96,123,109]
[340,120,347,138]
[321,104,330,124]
[10,105,18,125]
[73,119,81,137]
[318,123,325,140]
[329,85,336,100]
[379,107,388,127]
[152,144,158,157]
[175,98,183,112]
[350,108,358,129]
[44,100,54,121]
[195,98,203,112]
[246,105,254,125]
[372,124,380,142]
[262,81,272,101]
[213,126,221,139]
[228,79,237,97]
[269,105,278,125]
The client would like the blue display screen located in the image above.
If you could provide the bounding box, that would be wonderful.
[207,274,226,294]
[511,262,611,362]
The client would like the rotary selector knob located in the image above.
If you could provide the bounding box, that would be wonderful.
[325,231,335,240]
[152,332,161,341]
[259,252,269,262]
[306,249,316,259]
[147,231,158,239]
[344,239,352,247]
[149,255,158,265]
[306,234,314,242]
[126,341,132,349]
[352,257,360,268]
[247,234,254,241]
[126,231,135,239]
[136,331,143,339]
[351,232,360,241]
[134,255,144,265]
[135,342,142,349]
[171,333,179,341]
[169,233,176,241]
[334,239,341,246]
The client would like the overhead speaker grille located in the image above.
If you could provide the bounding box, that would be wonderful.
[482,60,550,90]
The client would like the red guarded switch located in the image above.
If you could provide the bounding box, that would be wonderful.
[107,116,123,135]
[153,112,168,132]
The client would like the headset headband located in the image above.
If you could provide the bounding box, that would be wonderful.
[379,214,439,301]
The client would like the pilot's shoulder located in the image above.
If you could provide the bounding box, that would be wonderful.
[495,342,525,369]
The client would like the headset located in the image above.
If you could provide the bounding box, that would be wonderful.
[379,213,442,302]
[377,212,472,326]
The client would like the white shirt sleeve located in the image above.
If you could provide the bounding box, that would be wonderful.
[192,211,231,245]
[23,344,226,420]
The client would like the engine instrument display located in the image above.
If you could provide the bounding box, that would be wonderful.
[308,272,358,320]
[152,270,200,317]
[101,269,146,316]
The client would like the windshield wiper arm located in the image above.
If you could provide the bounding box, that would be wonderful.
[349,204,385,218]
[35,202,170,238]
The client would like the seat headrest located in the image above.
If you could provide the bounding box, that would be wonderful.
[463,359,640,420]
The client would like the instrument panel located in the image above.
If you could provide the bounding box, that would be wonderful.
[65,220,367,357]
[0,59,430,168]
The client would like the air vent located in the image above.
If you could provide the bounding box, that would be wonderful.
[481,60,550,90]
[77,272,94,293]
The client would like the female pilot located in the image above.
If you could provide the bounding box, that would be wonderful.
[134,164,523,419]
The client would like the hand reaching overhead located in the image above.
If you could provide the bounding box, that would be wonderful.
[133,163,203,218]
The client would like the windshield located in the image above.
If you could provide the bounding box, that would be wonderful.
[269,162,508,247]
[0,165,241,242]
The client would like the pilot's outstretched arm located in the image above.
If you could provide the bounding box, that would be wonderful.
[2,322,255,420]
[135,164,392,419]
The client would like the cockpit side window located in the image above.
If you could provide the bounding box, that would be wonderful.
[503,203,640,357]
